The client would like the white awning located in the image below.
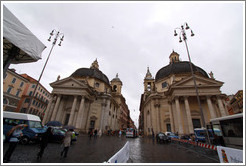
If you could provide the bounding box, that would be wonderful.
[3,5,46,64]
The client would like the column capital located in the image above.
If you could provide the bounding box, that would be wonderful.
[174,96,180,101]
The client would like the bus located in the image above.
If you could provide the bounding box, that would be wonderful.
[126,128,138,138]
[210,113,243,149]
[3,111,46,144]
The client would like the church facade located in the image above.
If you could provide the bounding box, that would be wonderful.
[42,60,130,133]
[139,51,228,136]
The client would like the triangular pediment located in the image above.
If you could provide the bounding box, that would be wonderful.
[172,75,224,88]
[50,77,88,89]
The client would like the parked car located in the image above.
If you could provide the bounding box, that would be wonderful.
[165,132,179,141]
[156,132,168,143]
[194,128,214,143]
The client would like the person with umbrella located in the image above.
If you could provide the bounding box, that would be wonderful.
[60,129,73,158]
[37,127,53,160]
[3,124,28,163]
[46,121,62,127]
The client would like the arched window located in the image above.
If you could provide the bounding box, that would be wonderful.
[3,98,8,105]
[113,85,117,92]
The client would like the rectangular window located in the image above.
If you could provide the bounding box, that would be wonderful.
[12,78,16,84]
[24,98,30,103]
[220,118,243,138]
[16,90,21,97]
[33,100,36,105]
[20,82,24,87]
[29,91,33,96]
[7,87,12,94]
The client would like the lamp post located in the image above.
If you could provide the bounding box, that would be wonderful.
[174,23,211,145]
[26,30,64,117]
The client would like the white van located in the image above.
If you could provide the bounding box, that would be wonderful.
[3,111,46,144]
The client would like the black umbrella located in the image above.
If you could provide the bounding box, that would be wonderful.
[46,121,63,127]
[63,125,76,130]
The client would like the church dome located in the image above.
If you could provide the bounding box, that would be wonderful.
[71,68,110,85]
[70,59,110,85]
[155,61,209,82]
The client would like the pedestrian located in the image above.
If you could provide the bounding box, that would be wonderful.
[94,129,98,139]
[98,129,102,138]
[119,130,122,137]
[3,124,28,163]
[152,129,155,141]
[89,129,93,139]
[60,129,73,158]
[37,127,53,160]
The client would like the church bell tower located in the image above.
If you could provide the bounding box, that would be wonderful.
[144,67,155,92]
[110,73,122,94]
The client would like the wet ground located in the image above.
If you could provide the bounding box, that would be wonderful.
[127,137,219,163]
[3,134,219,163]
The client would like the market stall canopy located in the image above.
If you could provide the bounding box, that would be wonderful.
[3,5,46,65]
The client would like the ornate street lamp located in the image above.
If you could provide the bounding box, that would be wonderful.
[26,30,64,116]
[174,23,211,145]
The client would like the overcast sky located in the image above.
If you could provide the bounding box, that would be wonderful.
[3,2,244,127]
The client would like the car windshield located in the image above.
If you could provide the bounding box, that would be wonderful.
[28,121,42,128]
[169,133,175,136]
[159,133,165,136]
[53,129,65,134]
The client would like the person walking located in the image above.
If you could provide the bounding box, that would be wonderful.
[98,129,102,138]
[94,129,98,139]
[119,130,122,138]
[37,127,53,160]
[3,124,28,163]
[89,129,93,140]
[60,129,73,158]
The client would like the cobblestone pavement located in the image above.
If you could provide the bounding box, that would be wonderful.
[3,134,219,164]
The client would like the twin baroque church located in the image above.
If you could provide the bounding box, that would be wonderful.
[42,60,129,133]
[139,51,228,136]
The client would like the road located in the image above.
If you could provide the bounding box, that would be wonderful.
[3,134,219,163]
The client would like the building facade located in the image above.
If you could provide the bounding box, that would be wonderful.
[17,74,51,119]
[42,60,131,134]
[3,69,28,112]
[139,51,228,137]
[3,69,51,119]
[226,90,243,115]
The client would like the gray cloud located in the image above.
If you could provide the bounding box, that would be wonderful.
[5,2,244,127]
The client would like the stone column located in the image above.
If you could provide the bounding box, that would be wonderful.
[75,96,85,129]
[217,96,226,117]
[68,95,78,125]
[184,96,194,134]
[42,95,54,124]
[105,100,111,129]
[50,95,61,121]
[168,101,175,133]
[100,100,107,131]
[155,103,160,132]
[55,97,65,122]
[175,97,183,135]
[206,96,217,119]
